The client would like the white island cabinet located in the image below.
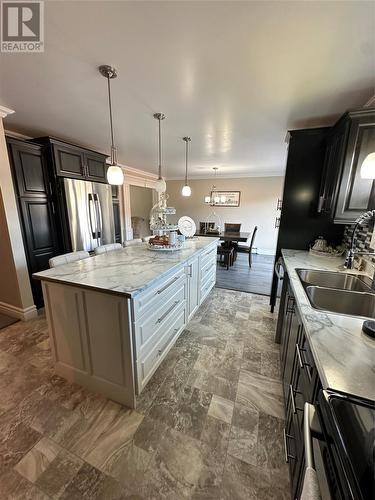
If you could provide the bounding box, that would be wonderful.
[34,237,218,408]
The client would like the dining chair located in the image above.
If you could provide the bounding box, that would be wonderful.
[123,238,143,247]
[200,222,215,233]
[49,250,90,268]
[94,243,122,255]
[237,226,258,267]
[224,223,241,233]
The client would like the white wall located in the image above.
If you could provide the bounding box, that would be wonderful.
[166,176,284,254]
[0,112,37,320]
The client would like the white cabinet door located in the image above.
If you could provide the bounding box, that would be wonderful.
[187,255,199,320]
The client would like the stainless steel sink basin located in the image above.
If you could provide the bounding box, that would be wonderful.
[305,286,375,318]
[297,269,372,293]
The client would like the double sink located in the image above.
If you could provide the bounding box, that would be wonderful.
[297,269,375,319]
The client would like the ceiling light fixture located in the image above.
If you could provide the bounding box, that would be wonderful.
[360,152,375,179]
[181,136,192,197]
[204,167,222,205]
[99,65,124,186]
[154,113,167,193]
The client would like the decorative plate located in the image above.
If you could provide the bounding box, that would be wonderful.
[178,216,196,237]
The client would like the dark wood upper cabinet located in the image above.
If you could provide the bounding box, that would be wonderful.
[52,142,86,179]
[319,108,375,223]
[32,137,108,183]
[85,151,107,181]
[10,141,50,197]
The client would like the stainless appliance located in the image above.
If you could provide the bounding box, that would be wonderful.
[64,178,115,252]
[304,391,375,500]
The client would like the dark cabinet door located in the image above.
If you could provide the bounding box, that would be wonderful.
[11,142,50,197]
[19,198,60,306]
[334,110,375,223]
[85,152,107,182]
[52,143,85,179]
[282,301,303,408]
[8,140,62,308]
[318,119,350,214]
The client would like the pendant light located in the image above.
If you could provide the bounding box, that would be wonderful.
[181,136,192,197]
[99,65,124,185]
[360,152,375,179]
[153,113,167,193]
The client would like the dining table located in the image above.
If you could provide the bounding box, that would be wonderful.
[195,231,250,243]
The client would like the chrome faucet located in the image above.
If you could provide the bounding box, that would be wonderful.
[344,210,375,270]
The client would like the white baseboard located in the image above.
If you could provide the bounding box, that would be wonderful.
[0,301,38,321]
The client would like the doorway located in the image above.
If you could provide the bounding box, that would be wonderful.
[129,185,154,238]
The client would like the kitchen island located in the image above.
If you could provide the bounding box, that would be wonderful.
[33,237,218,408]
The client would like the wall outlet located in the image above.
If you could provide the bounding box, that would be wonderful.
[370,230,375,250]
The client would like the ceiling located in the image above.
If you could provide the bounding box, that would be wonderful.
[1,1,374,179]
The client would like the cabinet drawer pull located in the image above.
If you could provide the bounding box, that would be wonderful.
[286,296,295,314]
[289,384,297,415]
[157,327,180,356]
[204,248,215,256]
[283,428,295,463]
[289,384,301,414]
[296,343,309,369]
[156,276,179,295]
[156,300,179,324]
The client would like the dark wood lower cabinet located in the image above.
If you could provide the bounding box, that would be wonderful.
[279,265,321,498]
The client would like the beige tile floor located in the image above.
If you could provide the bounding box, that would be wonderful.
[0,288,289,499]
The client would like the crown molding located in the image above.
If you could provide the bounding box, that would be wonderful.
[364,95,375,107]
[166,171,284,181]
[0,106,15,119]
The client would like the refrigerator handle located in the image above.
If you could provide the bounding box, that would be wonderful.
[94,194,103,241]
[88,193,97,239]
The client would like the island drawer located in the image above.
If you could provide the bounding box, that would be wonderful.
[136,302,186,392]
[134,280,187,357]
[133,266,186,319]
[200,244,217,268]
[200,254,216,278]
[200,271,216,302]
[200,261,216,287]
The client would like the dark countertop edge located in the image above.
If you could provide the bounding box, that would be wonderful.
[32,238,219,299]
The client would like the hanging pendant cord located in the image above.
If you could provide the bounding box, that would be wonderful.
[158,117,162,179]
[107,76,117,165]
[185,140,188,185]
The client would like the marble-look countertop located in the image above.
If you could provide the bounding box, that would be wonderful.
[282,249,375,402]
[33,237,218,298]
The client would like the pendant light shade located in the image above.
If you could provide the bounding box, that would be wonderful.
[182,185,192,197]
[99,65,124,186]
[107,165,124,185]
[181,136,192,197]
[360,152,375,179]
[154,113,167,193]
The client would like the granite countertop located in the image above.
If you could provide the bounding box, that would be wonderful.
[282,249,375,402]
[33,237,218,298]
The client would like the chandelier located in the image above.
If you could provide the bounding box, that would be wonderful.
[204,167,226,205]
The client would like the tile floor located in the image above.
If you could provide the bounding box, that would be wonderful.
[0,288,289,499]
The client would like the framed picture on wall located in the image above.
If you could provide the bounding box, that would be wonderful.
[211,191,241,207]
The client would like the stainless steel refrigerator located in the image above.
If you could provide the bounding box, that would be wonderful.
[64,178,115,252]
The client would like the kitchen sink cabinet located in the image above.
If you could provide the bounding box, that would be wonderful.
[279,273,321,499]
[319,108,375,224]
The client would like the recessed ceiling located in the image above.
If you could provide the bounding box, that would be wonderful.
[1,1,374,178]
